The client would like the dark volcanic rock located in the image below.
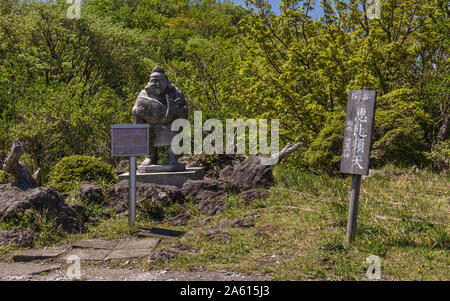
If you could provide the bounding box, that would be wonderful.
[78,183,104,205]
[202,229,232,242]
[170,242,195,251]
[240,189,270,203]
[70,203,89,223]
[218,155,273,191]
[148,248,180,263]
[179,154,245,179]
[194,217,214,227]
[0,184,85,233]
[107,180,183,213]
[168,211,191,226]
[0,229,37,247]
[182,180,227,215]
[227,218,255,229]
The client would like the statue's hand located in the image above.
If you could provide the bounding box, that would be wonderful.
[172,97,185,106]
[134,106,146,116]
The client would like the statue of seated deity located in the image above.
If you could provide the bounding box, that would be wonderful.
[132,66,188,172]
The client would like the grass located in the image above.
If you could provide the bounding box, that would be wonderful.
[0,165,448,280]
[137,165,449,280]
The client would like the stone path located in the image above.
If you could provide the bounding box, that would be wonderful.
[0,263,60,280]
[105,238,160,260]
[72,239,117,250]
[2,235,269,281]
[12,238,160,263]
[13,249,67,262]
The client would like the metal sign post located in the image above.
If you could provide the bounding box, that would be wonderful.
[111,124,149,227]
[128,156,136,226]
[340,88,376,244]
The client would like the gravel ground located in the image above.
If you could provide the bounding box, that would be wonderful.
[24,267,269,281]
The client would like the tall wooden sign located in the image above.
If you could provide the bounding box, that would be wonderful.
[340,89,376,244]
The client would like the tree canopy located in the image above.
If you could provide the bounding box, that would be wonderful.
[0,0,448,178]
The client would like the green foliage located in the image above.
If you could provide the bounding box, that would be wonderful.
[0,0,447,175]
[0,170,13,184]
[426,140,450,174]
[137,199,166,221]
[371,109,428,167]
[0,209,66,246]
[305,112,346,174]
[48,155,117,193]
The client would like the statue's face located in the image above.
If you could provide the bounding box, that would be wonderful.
[148,74,168,96]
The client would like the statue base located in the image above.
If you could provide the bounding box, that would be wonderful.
[118,167,204,188]
[137,163,185,173]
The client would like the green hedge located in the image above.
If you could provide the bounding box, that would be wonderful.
[48,155,117,193]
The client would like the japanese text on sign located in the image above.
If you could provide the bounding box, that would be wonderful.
[340,90,376,175]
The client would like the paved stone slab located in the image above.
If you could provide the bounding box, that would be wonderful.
[13,249,67,262]
[0,263,60,278]
[138,227,184,240]
[105,238,160,261]
[61,249,110,262]
[105,249,155,260]
[72,239,117,250]
[114,238,160,250]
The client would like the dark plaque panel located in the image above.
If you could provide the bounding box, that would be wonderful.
[111,124,149,157]
[340,90,376,175]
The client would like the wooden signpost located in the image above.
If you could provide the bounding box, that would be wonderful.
[111,124,150,227]
[340,89,376,244]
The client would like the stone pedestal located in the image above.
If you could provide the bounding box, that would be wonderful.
[138,163,185,173]
[119,167,204,188]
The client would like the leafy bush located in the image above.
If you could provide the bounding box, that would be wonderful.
[48,155,117,193]
[371,109,428,167]
[0,170,13,184]
[426,140,450,174]
[305,112,346,175]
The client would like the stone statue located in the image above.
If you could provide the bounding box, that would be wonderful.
[132,66,188,172]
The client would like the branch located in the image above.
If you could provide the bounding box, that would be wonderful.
[2,139,36,189]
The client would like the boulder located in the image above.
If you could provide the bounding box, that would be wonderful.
[0,229,37,247]
[240,189,270,203]
[182,179,227,215]
[179,154,245,179]
[218,143,303,191]
[106,180,183,213]
[218,155,273,191]
[0,184,85,233]
[168,211,191,226]
[78,183,104,205]
[70,203,89,223]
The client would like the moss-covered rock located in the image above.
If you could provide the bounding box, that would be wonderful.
[48,155,117,193]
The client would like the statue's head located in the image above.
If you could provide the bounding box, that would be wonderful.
[147,66,169,96]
